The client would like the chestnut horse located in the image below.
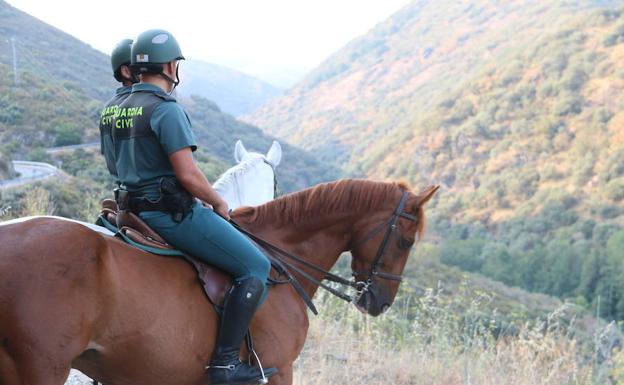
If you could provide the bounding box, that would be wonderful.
[0,179,438,385]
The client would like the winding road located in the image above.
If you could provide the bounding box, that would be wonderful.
[0,161,59,189]
[0,142,99,190]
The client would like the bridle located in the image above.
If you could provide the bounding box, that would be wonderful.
[230,190,418,312]
[349,190,417,302]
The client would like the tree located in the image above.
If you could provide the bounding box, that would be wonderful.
[53,123,81,147]
[439,238,486,272]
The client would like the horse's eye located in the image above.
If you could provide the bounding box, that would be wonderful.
[398,236,414,250]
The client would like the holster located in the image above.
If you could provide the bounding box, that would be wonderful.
[158,177,194,222]
[114,187,130,211]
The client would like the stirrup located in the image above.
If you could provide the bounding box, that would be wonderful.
[250,347,270,384]
[206,359,274,385]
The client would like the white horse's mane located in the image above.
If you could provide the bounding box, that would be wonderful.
[213,155,267,191]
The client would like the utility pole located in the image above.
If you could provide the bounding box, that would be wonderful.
[11,37,18,87]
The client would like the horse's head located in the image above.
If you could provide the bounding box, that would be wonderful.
[214,140,282,209]
[349,184,439,316]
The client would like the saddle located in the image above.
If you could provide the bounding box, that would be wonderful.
[98,200,318,315]
[99,199,232,307]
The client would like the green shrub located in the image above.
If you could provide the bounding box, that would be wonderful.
[605,179,624,201]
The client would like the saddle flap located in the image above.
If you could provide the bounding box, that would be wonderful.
[184,257,233,306]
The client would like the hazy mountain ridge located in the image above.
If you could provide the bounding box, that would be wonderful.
[178,59,283,116]
[246,1,613,166]
[0,0,283,119]
[0,1,114,100]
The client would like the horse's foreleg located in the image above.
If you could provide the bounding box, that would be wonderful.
[0,288,92,385]
[0,345,20,385]
[269,364,293,385]
[0,343,71,385]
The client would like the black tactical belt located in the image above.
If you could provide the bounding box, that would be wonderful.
[129,197,169,213]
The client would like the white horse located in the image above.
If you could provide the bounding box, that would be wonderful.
[214,139,282,209]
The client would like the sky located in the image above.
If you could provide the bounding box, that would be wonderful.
[5,0,411,88]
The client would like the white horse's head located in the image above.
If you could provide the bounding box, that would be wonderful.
[213,140,282,210]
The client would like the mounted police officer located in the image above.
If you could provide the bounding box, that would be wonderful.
[100,39,137,179]
[110,29,277,385]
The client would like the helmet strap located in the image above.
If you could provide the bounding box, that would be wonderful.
[129,71,140,84]
[159,62,180,94]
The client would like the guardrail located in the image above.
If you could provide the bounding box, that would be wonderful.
[0,161,59,188]
[12,160,58,171]
[1,142,99,189]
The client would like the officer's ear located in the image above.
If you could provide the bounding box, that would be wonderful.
[120,65,133,82]
[162,61,174,77]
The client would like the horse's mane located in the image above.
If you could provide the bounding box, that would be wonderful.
[213,156,265,190]
[235,178,426,238]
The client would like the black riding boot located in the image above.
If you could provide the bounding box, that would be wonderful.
[208,277,278,385]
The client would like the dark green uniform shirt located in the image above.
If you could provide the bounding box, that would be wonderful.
[100,85,132,178]
[112,83,197,200]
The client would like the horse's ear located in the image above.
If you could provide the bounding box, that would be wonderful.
[414,185,440,206]
[266,140,282,166]
[234,140,248,163]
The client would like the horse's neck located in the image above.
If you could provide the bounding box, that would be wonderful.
[248,213,353,298]
[214,174,241,209]
[214,183,240,209]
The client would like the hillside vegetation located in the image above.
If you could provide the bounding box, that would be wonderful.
[246,0,624,321]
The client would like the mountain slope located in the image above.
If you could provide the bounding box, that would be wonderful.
[0,0,114,99]
[246,0,623,173]
[0,0,337,190]
[0,0,281,120]
[245,0,624,320]
[178,59,283,116]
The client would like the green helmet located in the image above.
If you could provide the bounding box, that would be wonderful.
[131,29,185,67]
[111,38,132,74]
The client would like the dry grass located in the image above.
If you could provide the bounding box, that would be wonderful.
[293,288,621,385]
